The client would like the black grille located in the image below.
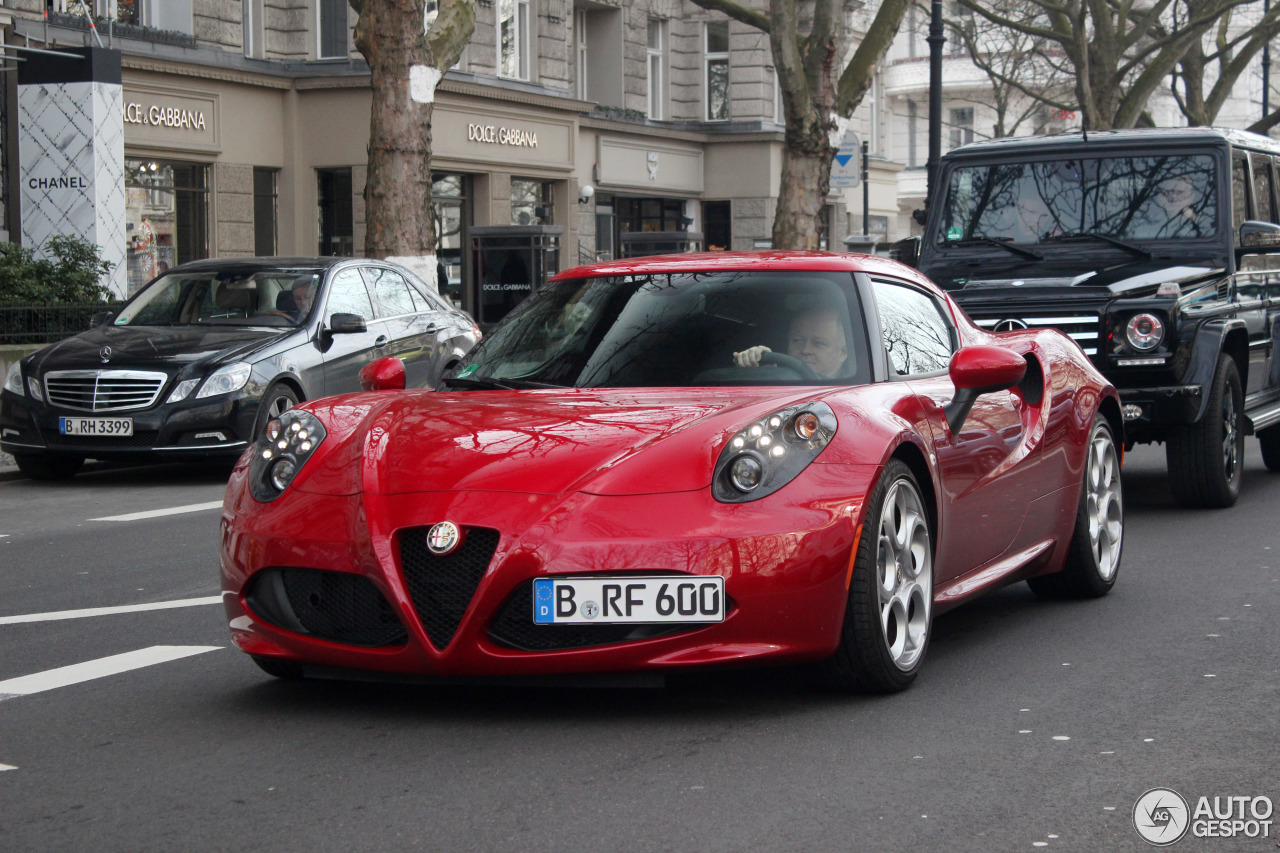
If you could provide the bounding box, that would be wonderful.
[44,430,159,449]
[246,568,407,648]
[399,527,501,650]
[488,581,698,652]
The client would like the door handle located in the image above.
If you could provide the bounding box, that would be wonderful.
[374,335,389,348]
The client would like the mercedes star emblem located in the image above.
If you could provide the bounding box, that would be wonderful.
[993,319,1029,332]
[100,345,112,363]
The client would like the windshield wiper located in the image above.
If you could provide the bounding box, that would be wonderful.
[948,238,1043,260]
[442,375,565,390]
[1044,232,1152,259]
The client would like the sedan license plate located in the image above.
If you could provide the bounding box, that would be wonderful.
[58,417,133,437]
[533,576,725,625]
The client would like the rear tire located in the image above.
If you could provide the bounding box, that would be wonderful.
[823,459,933,693]
[1166,355,1243,508]
[251,656,303,680]
[1028,417,1123,599]
[15,453,84,481]
[253,383,300,439]
[1259,425,1280,472]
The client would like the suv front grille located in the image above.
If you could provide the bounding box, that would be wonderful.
[399,526,501,651]
[971,313,1101,355]
[44,370,168,412]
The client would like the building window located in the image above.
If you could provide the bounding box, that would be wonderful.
[242,0,262,58]
[124,159,208,294]
[575,8,589,101]
[949,107,974,149]
[432,173,468,306]
[317,168,354,256]
[908,101,918,168]
[498,0,531,81]
[647,18,666,120]
[705,20,729,121]
[704,201,731,251]
[512,179,553,225]
[318,0,347,59]
[253,168,278,256]
[95,0,192,33]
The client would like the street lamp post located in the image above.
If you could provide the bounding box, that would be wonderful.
[925,0,945,209]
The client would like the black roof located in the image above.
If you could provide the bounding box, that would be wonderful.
[946,126,1280,159]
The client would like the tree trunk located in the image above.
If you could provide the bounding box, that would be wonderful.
[774,125,834,250]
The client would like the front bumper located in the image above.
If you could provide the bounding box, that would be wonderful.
[1116,384,1203,440]
[220,462,875,677]
[0,388,255,461]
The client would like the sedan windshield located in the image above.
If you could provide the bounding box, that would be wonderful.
[938,153,1218,245]
[448,270,870,388]
[113,269,323,327]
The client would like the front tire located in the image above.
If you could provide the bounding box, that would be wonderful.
[1166,355,1243,508]
[1028,417,1123,599]
[253,383,300,439]
[824,459,933,693]
[15,453,85,481]
[1258,425,1280,472]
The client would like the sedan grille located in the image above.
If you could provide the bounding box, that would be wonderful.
[44,370,167,412]
[245,568,408,648]
[399,527,501,651]
[971,313,1100,356]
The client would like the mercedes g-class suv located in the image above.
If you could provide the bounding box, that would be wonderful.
[894,127,1280,508]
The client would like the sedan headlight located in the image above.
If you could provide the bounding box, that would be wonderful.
[713,402,837,503]
[166,378,200,404]
[196,362,252,399]
[247,409,327,502]
[4,362,24,396]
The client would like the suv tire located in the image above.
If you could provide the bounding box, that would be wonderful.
[1166,355,1243,508]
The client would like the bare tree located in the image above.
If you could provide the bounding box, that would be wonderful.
[956,0,1255,130]
[687,0,910,249]
[347,0,475,285]
[1167,0,1280,131]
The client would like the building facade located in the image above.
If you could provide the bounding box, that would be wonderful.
[1,0,904,325]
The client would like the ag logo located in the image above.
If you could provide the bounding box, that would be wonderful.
[426,521,463,555]
[1134,788,1190,846]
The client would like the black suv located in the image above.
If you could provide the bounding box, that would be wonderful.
[894,127,1280,508]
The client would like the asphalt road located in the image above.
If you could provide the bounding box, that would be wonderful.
[0,446,1277,853]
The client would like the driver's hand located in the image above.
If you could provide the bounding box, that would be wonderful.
[733,345,771,368]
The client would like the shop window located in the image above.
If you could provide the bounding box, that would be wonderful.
[512,179,553,226]
[318,168,354,256]
[432,173,468,305]
[318,0,348,59]
[704,201,731,251]
[498,0,532,81]
[253,167,278,256]
[125,159,208,293]
[647,18,666,121]
[616,197,687,233]
[705,21,729,122]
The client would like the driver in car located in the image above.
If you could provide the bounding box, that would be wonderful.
[733,309,849,379]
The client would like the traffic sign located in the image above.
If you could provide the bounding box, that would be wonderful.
[831,129,861,189]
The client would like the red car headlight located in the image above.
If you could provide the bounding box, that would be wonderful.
[247,409,327,502]
[712,402,837,503]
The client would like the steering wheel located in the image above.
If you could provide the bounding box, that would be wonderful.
[760,351,822,380]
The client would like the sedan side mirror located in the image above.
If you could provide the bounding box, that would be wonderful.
[890,236,921,268]
[89,311,116,328]
[944,345,1027,433]
[329,313,367,334]
[359,356,406,392]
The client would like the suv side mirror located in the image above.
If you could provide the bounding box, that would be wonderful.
[944,345,1027,433]
[890,237,921,268]
[328,313,367,334]
[1238,220,1280,251]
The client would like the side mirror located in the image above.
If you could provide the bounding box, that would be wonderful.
[944,345,1027,433]
[359,356,406,391]
[890,236,921,268]
[89,311,116,328]
[329,312,367,334]
[1238,220,1280,251]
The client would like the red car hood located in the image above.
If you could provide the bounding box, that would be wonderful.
[298,387,829,497]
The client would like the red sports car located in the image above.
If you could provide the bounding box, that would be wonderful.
[220,251,1123,692]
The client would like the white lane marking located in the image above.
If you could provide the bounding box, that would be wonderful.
[0,763,16,771]
[90,501,223,522]
[0,646,221,699]
[0,596,222,625]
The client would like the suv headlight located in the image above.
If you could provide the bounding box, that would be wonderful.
[1124,313,1164,351]
[196,362,252,399]
[713,402,837,503]
[4,362,24,396]
[247,408,327,502]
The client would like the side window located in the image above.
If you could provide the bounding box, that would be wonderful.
[871,279,955,376]
[1232,155,1250,232]
[1252,152,1274,223]
[324,269,375,321]
[366,267,417,317]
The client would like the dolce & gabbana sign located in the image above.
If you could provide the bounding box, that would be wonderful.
[467,123,538,148]
[121,85,219,151]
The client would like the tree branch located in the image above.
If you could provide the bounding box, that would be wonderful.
[684,0,770,33]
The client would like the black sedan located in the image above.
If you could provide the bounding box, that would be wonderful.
[1,257,480,479]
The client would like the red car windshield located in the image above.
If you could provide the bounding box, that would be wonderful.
[448,270,870,388]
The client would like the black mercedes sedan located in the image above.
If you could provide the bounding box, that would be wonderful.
[1,257,480,479]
